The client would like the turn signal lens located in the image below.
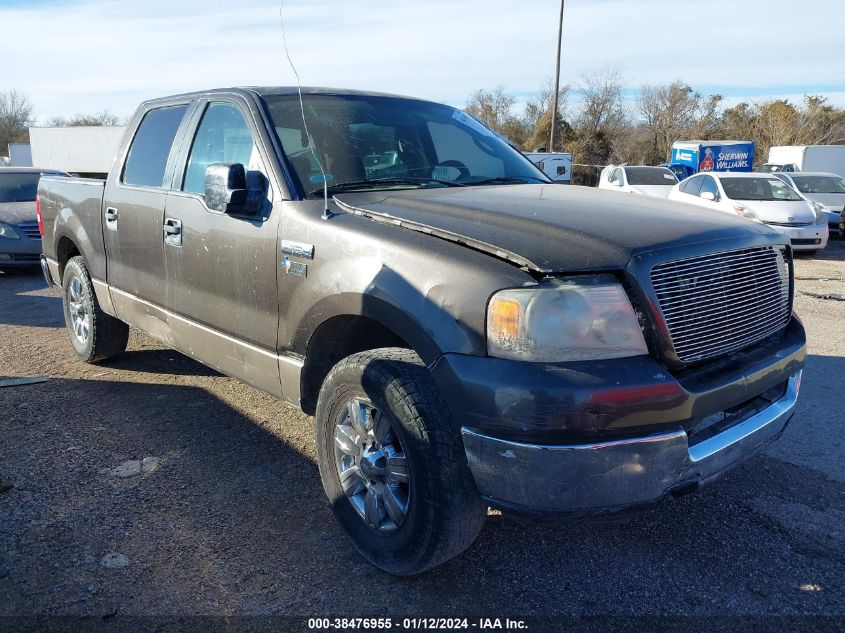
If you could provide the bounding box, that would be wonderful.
[488,297,521,345]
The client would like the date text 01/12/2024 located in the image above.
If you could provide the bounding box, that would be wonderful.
[307,617,528,630]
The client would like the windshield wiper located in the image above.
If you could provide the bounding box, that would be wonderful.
[310,177,465,196]
[469,176,548,186]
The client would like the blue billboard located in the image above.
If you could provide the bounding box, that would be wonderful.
[670,141,755,174]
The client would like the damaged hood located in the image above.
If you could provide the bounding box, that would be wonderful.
[334,184,775,273]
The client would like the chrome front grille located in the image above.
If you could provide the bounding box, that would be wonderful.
[651,246,791,364]
[17,221,41,239]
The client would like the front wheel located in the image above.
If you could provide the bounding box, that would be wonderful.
[315,348,486,575]
[62,256,129,363]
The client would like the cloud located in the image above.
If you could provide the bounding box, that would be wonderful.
[3,0,843,120]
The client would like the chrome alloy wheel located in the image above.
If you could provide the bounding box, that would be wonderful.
[68,276,90,344]
[333,397,410,532]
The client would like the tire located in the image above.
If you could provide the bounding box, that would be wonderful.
[315,348,486,575]
[61,256,129,363]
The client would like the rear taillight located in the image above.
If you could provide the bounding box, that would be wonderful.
[36,195,44,236]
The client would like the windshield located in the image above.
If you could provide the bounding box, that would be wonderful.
[720,177,804,202]
[624,167,677,186]
[790,175,845,195]
[262,94,548,196]
[757,164,781,173]
[0,173,41,202]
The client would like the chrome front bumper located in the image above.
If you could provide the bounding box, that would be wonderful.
[462,371,801,515]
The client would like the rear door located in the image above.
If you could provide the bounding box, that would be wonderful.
[160,98,282,396]
[103,102,192,314]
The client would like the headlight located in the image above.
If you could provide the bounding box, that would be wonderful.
[487,277,648,362]
[0,222,21,239]
[733,204,762,223]
[811,202,828,224]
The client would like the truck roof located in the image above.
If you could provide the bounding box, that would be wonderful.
[143,86,431,106]
[673,140,752,146]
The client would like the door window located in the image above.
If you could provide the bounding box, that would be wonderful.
[679,175,705,196]
[182,103,266,196]
[122,105,189,188]
[699,176,720,199]
[610,168,624,185]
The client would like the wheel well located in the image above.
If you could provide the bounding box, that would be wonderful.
[56,237,81,281]
[300,315,411,415]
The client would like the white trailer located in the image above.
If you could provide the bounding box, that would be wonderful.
[766,145,845,177]
[525,151,572,183]
[28,126,126,176]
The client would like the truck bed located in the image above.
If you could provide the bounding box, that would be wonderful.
[38,176,108,282]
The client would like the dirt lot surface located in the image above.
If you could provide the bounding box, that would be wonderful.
[1,242,844,621]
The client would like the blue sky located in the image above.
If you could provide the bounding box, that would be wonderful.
[3,0,843,122]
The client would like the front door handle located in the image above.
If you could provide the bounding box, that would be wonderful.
[104,207,118,231]
[163,218,182,246]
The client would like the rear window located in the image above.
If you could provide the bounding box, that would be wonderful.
[790,175,845,194]
[624,167,677,186]
[0,173,40,202]
[122,105,189,188]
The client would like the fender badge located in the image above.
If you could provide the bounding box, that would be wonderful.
[281,257,307,277]
[281,240,315,259]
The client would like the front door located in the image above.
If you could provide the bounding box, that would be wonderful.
[161,100,282,396]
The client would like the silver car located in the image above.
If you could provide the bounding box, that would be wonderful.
[0,167,68,267]
[772,171,845,237]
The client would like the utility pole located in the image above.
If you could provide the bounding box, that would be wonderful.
[549,0,564,151]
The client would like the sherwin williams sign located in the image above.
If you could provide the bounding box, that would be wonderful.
[671,141,755,173]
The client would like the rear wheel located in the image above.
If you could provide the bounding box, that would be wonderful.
[315,348,486,575]
[62,256,128,363]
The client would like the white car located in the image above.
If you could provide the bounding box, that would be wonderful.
[769,172,844,237]
[667,172,829,252]
[598,165,678,198]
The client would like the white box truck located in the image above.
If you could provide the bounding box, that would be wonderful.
[28,126,126,177]
[763,145,845,177]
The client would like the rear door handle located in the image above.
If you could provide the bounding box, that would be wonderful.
[104,207,118,230]
[163,217,182,246]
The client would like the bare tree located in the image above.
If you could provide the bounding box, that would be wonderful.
[524,80,572,151]
[46,111,121,127]
[0,89,34,155]
[571,68,629,165]
[639,81,708,163]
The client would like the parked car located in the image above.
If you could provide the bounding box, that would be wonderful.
[598,165,679,197]
[661,162,695,181]
[758,163,794,173]
[38,87,806,575]
[769,172,845,237]
[0,167,68,267]
[668,172,829,252]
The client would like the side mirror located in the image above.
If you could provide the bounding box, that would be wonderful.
[205,163,259,215]
[700,191,717,202]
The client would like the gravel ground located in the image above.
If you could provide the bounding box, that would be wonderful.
[1,242,844,620]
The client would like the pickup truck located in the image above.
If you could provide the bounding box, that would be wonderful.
[38,87,807,575]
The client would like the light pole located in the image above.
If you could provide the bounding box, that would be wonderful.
[549,0,564,151]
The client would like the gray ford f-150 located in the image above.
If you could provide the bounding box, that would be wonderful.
[38,87,806,575]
